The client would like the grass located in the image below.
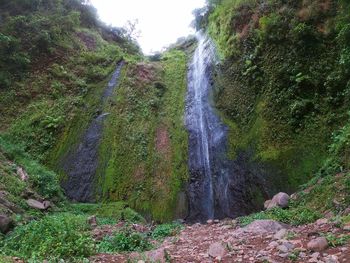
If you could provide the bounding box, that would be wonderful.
[98,231,152,253]
[322,233,350,247]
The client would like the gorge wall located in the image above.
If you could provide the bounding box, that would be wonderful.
[203,0,350,194]
[1,0,349,224]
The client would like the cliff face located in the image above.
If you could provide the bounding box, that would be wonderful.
[201,0,350,199]
[0,0,193,222]
[1,0,349,225]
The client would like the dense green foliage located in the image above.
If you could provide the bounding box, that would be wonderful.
[206,0,350,192]
[0,213,94,261]
[238,205,321,226]
[151,222,183,239]
[98,231,152,253]
[65,202,146,223]
[0,0,140,163]
[0,137,63,201]
[97,222,182,253]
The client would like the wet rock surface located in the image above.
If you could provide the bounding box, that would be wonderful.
[61,61,124,202]
[185,33,270,222]
[91,219,350,263]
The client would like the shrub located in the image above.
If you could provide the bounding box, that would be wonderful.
[0,214,95,261]
[0,137,63,199]
[237,206,321,226]
[151,223,183,239]
[65,202,146,223]
[98,231,151,253]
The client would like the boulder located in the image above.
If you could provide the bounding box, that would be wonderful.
[342,207,350,216]
[87,215,97,227]
[208,242,226,258]
[235,220,288,236]
[26,199,50,210]
[342,223,350,231]
[145,248,165,263]
[325,255,339,263]
[264,200,271,209]
[0,214,14,234]
[266,192,290,209]
[207,219,214,225]
[0,192,23,213]
[16,167,29,181]
[307,237,328,252]
[315,218,328,226]
[273,228,287,240]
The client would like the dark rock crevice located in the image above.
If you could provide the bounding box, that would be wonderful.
[61,61,124,202]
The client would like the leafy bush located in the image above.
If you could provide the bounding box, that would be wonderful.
[322,233,350,247]
[151,223,183,239]
[98,231,151,253]
[97,204,146,223]
[0,214,94,261]
[320,114,350,176]
[238,206,321,226]
[64,202,145,223]
[0,137,63,199]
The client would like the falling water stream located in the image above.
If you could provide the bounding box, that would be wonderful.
[186,33,225,220]
[186,33,267,222]
[61,61,124,202]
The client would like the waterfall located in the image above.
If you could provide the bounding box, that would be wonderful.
[186,33,225,221]
[61,61,124,202]
[186,33,264,222]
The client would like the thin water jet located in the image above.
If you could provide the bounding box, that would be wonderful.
[186,33,268,222]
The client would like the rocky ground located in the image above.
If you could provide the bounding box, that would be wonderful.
[91,218,350,263]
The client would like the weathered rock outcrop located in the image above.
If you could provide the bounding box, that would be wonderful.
[26,199,51,210]
[264,192,290,210]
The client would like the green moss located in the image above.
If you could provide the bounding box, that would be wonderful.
[96,50,189,222]
[209,0,350,193]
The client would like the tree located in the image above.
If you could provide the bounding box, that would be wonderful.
[123,19,141,41]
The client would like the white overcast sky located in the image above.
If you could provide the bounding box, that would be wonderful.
[90,0,206,54]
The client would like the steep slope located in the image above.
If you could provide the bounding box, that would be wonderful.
[0,0,140,161]
[199,0,350,205]
[0,0,193,223]
[95,49,191,222]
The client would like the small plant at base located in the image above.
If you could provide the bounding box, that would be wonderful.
[98,231,152,253]
[288,249,301,262]
[151,223,183,240]
[322,233,350,247]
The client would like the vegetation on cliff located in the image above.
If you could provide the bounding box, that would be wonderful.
[96,49,191,222]
[200,0,350,202]
[0,0,140,161]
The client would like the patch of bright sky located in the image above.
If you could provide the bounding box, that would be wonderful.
[90,0,206,54]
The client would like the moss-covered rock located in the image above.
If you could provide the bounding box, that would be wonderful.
[207,0,350,193]
[96,50,189,222]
